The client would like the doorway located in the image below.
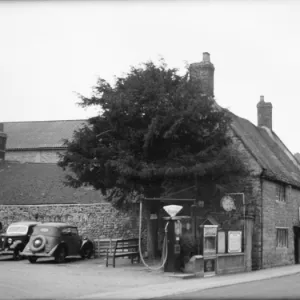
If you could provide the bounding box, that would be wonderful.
[293,226,300,264]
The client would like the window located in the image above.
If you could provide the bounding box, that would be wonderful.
[70,228,78,236]
[276,228,288,248]
[276,184,286,202]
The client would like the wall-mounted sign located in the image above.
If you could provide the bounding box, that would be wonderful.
[150,214,157,220]
[218,231,226,253]
[228,231,242,253]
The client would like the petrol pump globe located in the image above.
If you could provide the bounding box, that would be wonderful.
[163,205,183,218]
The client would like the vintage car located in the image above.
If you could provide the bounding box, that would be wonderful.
[0,221,40,260]
[21,222,94,263]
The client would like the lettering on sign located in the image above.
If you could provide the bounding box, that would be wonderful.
[204,226,217,237]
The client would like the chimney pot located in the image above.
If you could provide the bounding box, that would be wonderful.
[260,95,264,102]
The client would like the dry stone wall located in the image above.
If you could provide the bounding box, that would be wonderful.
[0,203,147,247]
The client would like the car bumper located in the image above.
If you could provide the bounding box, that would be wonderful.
[20,251,53,258]
[21,246,57,258]
[0,249,14,255]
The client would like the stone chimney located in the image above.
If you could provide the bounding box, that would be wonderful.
[189,52,215,97]
[257,96,273,130]
[0,123,7,161]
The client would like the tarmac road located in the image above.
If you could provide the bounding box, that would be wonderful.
[159,273,300,299]
[0,255,178,299]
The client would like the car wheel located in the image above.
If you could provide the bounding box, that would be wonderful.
[55,246,66,263]
[28,256,38,263]
[13,247,23,261]
[81,245,93,259]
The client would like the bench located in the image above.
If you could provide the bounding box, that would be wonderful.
[106,238,140,268]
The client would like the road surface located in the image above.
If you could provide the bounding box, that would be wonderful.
[159,273,300,299]
[0,255,177,299]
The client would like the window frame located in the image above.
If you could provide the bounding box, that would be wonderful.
[276,183,286,203]
[276,227,288,248]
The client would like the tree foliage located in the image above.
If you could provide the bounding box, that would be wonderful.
[58,59,247,207]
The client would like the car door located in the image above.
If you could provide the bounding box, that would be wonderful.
[61,227,73,255]
[70,227,82,254]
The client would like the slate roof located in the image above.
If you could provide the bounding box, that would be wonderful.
[231,113,300,188]
[3,110,300,189]
[4,120,87,150]
[0,161,104,205]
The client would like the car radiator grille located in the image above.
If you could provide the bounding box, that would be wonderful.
[0,237,6,250]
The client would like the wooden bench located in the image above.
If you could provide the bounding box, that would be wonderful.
[106,238,140,268]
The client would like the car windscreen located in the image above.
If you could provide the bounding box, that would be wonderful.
[32,226,60,237]
[6,225,28,235]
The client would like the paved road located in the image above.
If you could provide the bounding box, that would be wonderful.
[159,273,300,299]
[0,256,178,299]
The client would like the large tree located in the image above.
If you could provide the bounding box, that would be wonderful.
[58,59,247,257]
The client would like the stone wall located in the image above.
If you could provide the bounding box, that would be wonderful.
[0,203,147,252]
[262,179,300,268]
[231,131,263,270]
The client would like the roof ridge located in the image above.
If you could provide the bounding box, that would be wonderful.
[3,119,88,123]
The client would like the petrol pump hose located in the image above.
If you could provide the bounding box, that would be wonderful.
[138,200,169,271]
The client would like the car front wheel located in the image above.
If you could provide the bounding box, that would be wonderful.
[13,247,23,261]
[28,256,38,263]
[81,246,93,259]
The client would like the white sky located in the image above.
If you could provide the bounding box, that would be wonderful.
[1,0,300,153]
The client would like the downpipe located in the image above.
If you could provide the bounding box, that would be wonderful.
[138,200,169,271]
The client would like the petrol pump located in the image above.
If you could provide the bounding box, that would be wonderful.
[163,205,183,273]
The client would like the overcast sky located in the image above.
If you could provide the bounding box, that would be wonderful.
[1,1,300,153]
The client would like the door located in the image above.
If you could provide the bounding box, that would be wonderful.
[293,226,300,264]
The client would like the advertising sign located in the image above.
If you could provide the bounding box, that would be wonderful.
[228,231,242,253]
[204,258,216,273]
[218,231,226,253]
[204,226,218,237]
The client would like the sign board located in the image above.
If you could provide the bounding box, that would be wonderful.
[204,258,216,273]
[218,231,226,253]
[228,231,242,253]
[204,226,218,237]
[150,214,157,220]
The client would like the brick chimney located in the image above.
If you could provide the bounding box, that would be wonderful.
[189,52,215,97]
[0,123,7,161]
[257,96,273,130]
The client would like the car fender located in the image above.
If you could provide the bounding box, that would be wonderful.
[80,239,93,250]
[49,242,68,256]
[10,240,23,250]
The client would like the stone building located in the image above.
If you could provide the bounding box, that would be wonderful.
[0,120,141,243]
[189,53,300,270]
[1,53,300,270]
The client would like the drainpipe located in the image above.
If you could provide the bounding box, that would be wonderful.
[260,171,265,270]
